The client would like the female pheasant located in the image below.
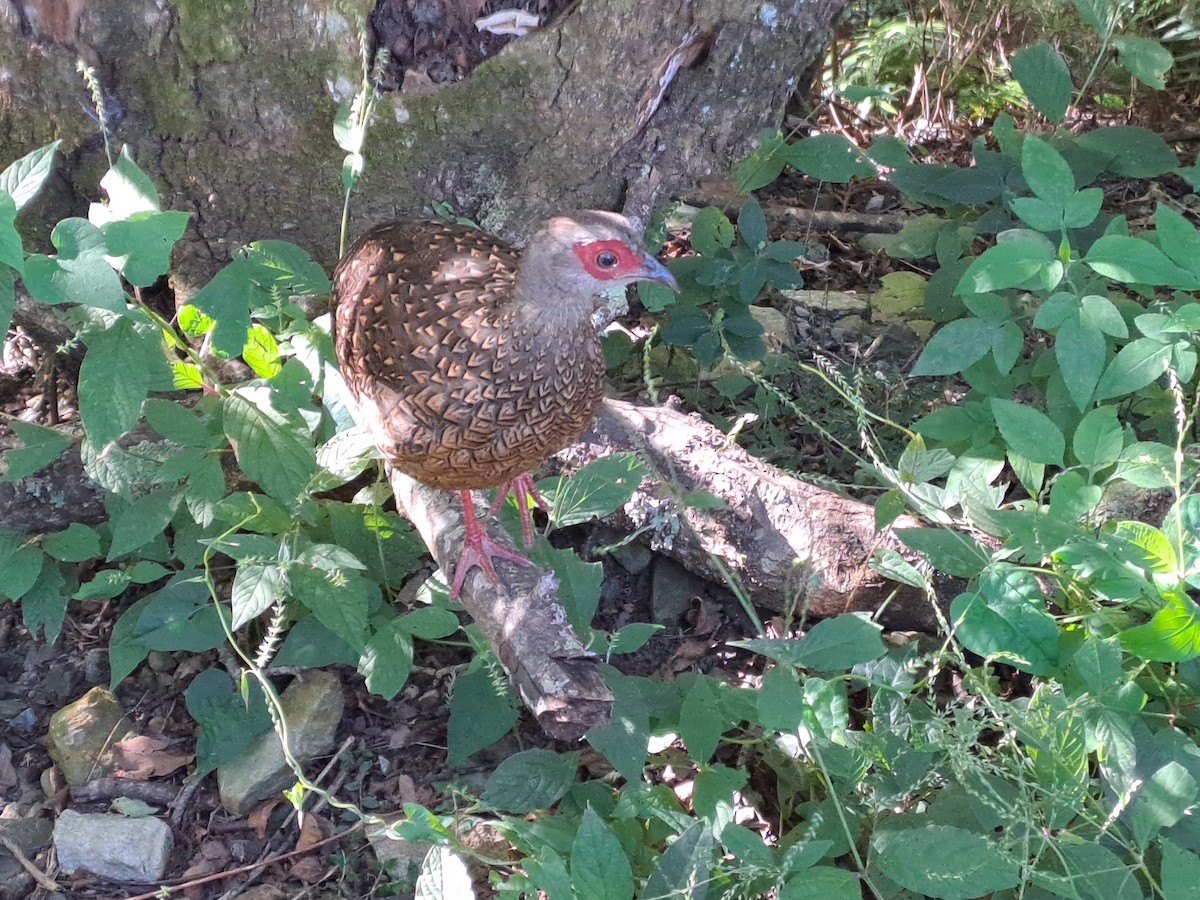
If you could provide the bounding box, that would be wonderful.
[333,212,676,595]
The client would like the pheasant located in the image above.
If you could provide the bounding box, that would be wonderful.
[333,212,677,596]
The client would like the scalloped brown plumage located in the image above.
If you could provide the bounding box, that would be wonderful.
[333,213,676,595]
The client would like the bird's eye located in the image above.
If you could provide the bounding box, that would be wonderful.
[595,250,619,269]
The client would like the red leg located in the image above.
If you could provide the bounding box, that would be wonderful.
[489,472,551,547]
[451,491,533,598]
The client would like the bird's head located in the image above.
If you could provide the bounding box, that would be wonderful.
[517,210,678,310]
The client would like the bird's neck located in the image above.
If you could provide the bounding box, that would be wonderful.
[512,252,599,330]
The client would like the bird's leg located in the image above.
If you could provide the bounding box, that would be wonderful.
[489,472,551,547]
[452,490,533,598]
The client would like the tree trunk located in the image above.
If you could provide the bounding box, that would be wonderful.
[1,0,846,291]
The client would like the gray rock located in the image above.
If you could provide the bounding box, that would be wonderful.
[45,687,135,786]
[53,809,173,883]
[0,814,53,897]
[217,670,344,815]
[650,556,708,626]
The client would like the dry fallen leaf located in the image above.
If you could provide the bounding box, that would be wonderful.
[248,797,284,840]
[112,734,193,779]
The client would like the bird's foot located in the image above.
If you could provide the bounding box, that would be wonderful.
[452,490,534,597]
[490,472,551,547]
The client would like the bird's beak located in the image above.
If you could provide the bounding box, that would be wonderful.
[638,253,679,292]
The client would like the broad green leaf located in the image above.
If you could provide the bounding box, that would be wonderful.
[1161,839,1200,900]
[447,664,518,765]
[1156,205,1200,276]
[911,317,998,376]
[956,239,1054,294]
[108,490,180,559]
[103,210,190,287]
[870,548,926,588]
[571,808,633,900]
[794,614,885,671]
[872,824,1020,899]
[991,398,1065,466]
[1130,760,1197,848]
[92,145,162,221]
[43,523,101,563]
[244,240,332,296]
[756,664,805,733]
[542,453,644,527]
[20,563,68,644]
[690,207,734,257]
[1054,306,1106,410]
[78,318,159,446]
[0,538,43,600]
[1021,136,1075,207]
[1120,593,1200,662]
[780,866,860,900]
[642,822,714,900]
[897,528,990,578]
[0,140,61,210]
[0,195,22,275]
[273,616,358,669]
[1011,43,1072,122]
[1077,126,1178,178]
[586,672,649,782]
[359,617,414,700]
[143,398,217,448]
[190,257,263,356]
[735,129,787,192]
[528,544,602,634]
[738,196,767,250]
[481,749,578,813]
[185,669,272,779]
[230,562,287,630]
[22,218,127,312]
[74,569,133,600]
[1086,236,1199,288]
[287,565,369,652]
[1114,441,1177,489]
[950,567,1059,675]
[223,388,316,505]
[607,622,663,654]
[1093,337,1172,400]
[1049,470,1101,521]
[1113,35,1172,90]
[784,134,875,183]
[0,419,71,482]
[398,606,460,640]
[0,269,13,339]
[679,676,725,764]
[107,576,225,685]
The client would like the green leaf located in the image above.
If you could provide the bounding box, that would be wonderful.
[543,453,644,528]
[185,668,272,779]
[22,218,127,312]
[0,140,61,210]
[735,129,787,192]
[911,317,998,376]
[607,621,662,654]
[957,239,1055,294]
[0,419,71,482]
[242,323,282,378]
[897,528,990,578]
[1115,441,1178,489]
[0,269,13,339]
[529,544,602,634]
[1113,35,1172,90]
[93,146,162,220]
[108,490,180,560]
[43,523,101,562]
[398,606,460,640]
[586,672,649,782]
[642,822,714,900]
[1086,236,1199,288]
[190,258,263,356]
[1077,126,1179,178]
[784,134,875,183]
[78,318,159,446]
[0,537,43,600]
[990,399,1065,466]
[359,617,414,700]
[793,614,886,672]
[223,388,316,505]
[570,808,633,900]
[244,240,332,296]
[870,548,926,588]
[230,562,286,630]
[1161,839,1200,900]
[1021,136,1075,207]
[756,664,805,733]
[950,567,1060,675]
[0,195,23,275]
[679,676,725,764]
[690,207,734,257]
[872,824,1019,899]
[74,569,133,600]
[1054,303,1107,410]
[288,564,369,652]
[482,749,578,813]
[1072,406,1124,469]
[780,865,861,900]
[103,210,191,287]
[20,563,68,644]
[1130,761,1197,848]
[1011,43,1072,123]
[1121,593,1200,661]
[108,576,226,684]
[737,196,768,250]
[1094,337,1172,400]
[447,664,518,765]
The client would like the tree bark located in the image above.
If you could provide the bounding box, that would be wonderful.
[0,0,846,288]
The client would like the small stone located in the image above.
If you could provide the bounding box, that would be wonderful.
[608,538,653,575]
[217,671,344,815]
[650,557,708,626]
[82,649,108,685]
[45,687,136,786]
[146,651,176,673]
[53,809,173,883]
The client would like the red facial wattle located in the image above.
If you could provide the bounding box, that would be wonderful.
[573,239,642,280]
